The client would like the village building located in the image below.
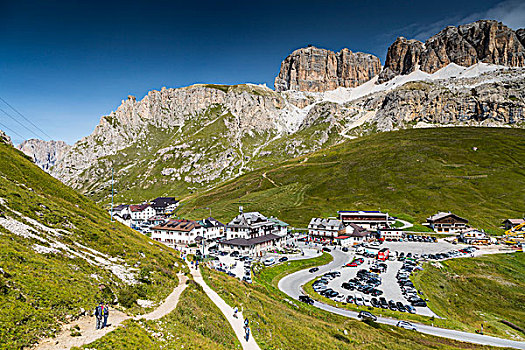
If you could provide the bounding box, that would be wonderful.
[459,228,490,245]
[151,219,205,248]
[308,218,345,239]
[502,218,525,231]
[150,197,179,216]
[110,204,130,218]
[337,210,392,230]
[426,212,469,234]
[334,223,374,246]
[114,213,132,226]
[219,210,284,256]
[198,217,226,241]
[129,204,157,226]
[268,216,289,237]
[378,227,405,241]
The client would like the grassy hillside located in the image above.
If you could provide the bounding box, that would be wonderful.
[200,258,497,349]
[412,253,525,340]
[0,140,181,348]
[180,127,525,232]
[78,279,241,349]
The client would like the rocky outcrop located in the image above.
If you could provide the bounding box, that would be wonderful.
[275,46,381,92]
[0,130,12,146]
[379,20,525,82]
[17,139,71,171]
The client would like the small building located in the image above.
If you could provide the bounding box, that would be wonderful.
[114,213,132,227]
[378,227,405,241]
[218,234,284,257]
[502,218,525,231]
[426,212,468,234]
[308,218,345,239]
[338,211,391,230]
[150,219,205,248]
[198,217,226,241]
[110,204,130,219]
[268,216,289,237]
[130,204,157,226]
[150,197,179,216]
[459,228,489,245]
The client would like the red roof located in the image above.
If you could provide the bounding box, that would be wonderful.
[335,235,350,239]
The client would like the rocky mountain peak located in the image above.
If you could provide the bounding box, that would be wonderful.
[378,20,525,82]
[274,46,381,92]
[0,130,12,146]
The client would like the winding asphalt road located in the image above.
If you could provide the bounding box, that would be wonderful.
[278,249,525,349]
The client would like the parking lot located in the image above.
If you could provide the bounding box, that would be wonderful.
[305,239,476,317]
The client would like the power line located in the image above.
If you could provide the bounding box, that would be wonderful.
[0,96,53,140]
[0,121,26,141]
[0,106,46,140]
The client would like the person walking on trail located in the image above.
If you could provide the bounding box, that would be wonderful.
[94,302,103,330]
[102,303,109,328]
[245,325,250,341]
[233,306,238,318]
[244,317,249,328]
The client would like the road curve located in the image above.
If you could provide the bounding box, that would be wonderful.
[278,249,525,350]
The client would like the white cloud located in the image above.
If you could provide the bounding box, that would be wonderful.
[484,0,525,29]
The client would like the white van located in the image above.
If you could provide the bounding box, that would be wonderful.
[354,293,364,306]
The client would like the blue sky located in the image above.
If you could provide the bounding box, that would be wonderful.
[1,0,524,145]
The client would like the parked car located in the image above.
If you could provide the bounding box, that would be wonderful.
[242,276,252,283]
[342,247,349,252]
[370,297,380,308]
[405,304,416,314]
[333,294,346,303]
[396,302,407,312]
[309,267,319,273]
[299,295,314,305]
[358,311,377,322]
[396,321,417,331]
[388,300,397,311]
[379,297,388,309]
[263,257,275,266]
[354,293,365,306]
[322,247,332,252]
[278,256,289,262]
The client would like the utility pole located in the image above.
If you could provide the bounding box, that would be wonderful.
[110,166,114,222]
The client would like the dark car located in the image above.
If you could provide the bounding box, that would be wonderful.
[279,257,289,262]
[358,311,377,322]
[411,299,428,307]
[396,302,407,312]
[309,267,319,273]
[341,282,354,290]
[370,289,383,297]
[405,304,416,314]
[342,247,349,252]
[388,300,397,311]
[322,247,332,252]
[370,297,380,308]
[379,297,388,309]
[230,251,240,257]
[299,295,314,305]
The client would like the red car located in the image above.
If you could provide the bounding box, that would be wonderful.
[346,258,364,267]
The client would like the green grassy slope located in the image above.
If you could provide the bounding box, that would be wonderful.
[200,259,497,349]
[412,253,525,340]
[180,127,525,232]
[0,140,181,348]
[78,279,241,349]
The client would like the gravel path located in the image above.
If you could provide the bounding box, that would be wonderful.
[34,273,187,350]
[189,265,260,350]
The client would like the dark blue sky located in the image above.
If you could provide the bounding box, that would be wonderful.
[1,0,524,144]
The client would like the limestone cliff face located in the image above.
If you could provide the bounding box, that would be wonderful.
[17,139,71,171]
[275,46,381,92]
[379,20,525,82]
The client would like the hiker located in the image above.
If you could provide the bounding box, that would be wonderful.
[233,306,238,318]
[245,325,250,341]
[103,303,109,328]
[94,302,103,330]
[244,317,249,328]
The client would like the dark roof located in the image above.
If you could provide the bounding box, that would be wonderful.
[220,233,281,247]
[427,212,468,223]
[151,197,179,208]
[227,212,272,228]
[199,217,226,228]
[113,204,129,211]
[122,214,131,220]
[346,223,372,237]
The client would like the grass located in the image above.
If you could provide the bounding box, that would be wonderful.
[180,127,525,232]
[0,140,182,348]
[78,279,241,349]
[200,256,498,349]
[412,253,525,340]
